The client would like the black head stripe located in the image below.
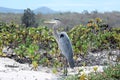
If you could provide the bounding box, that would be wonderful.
[54,18,61,21]
[60,34,64,38]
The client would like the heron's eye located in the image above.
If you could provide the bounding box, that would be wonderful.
[60,34,64,38]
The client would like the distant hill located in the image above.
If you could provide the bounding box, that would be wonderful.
[0,7,23,13]
[34,7,56,14]
[0,7,57,14]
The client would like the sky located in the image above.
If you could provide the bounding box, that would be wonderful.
[0,0,120,12]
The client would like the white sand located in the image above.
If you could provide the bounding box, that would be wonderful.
[0,57,106,80]
[0,57,58,80]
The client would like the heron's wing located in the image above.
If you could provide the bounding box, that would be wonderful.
[64,36,73,57]
[59,32,73,58]
[59,32,75,68]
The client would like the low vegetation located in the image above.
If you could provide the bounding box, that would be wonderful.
[63,64,120,80]
[69,18,120,55]
[0,18,119,67]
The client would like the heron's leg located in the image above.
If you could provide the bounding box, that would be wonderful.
[65,58,68,76]
[63,57,66,75]
[63,57,68,76]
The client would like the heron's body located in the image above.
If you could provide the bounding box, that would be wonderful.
[57,32,74,68]
[44,19,75,75]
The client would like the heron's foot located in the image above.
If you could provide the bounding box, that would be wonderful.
[63,73,67,76]
[60,73,67,76]
[63,69,68,76]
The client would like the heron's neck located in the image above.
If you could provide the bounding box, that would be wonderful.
[53,24,59,41]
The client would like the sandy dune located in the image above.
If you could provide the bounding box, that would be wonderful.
[0,57,107,80]
[0,57,58,80]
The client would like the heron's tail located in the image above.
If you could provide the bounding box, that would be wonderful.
[68,58,75,68]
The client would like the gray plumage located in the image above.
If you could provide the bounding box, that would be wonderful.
[58,32,75,68]
[44,19,75,75]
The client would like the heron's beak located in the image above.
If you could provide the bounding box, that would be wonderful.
[44,20,56,24]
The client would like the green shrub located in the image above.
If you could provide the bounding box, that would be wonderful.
[0,19,119,68]
[64,64,120,80]
[88,64,120,80]
[68,18,120,55]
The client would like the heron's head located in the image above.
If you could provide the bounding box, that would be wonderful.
[44,19,61,25]
[44,19,62,31]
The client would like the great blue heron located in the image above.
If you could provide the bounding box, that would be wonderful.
[44,19,75,76]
